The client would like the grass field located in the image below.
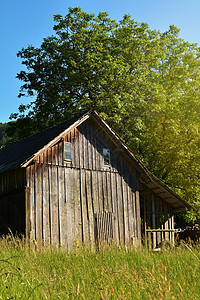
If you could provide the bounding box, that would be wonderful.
[0,236,199,299]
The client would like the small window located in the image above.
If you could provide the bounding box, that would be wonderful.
[64,142,72,161]
[103,148,110,166]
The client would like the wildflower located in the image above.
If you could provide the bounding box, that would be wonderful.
[109,268,112,271]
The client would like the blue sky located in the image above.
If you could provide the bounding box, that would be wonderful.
[1,0,200,123]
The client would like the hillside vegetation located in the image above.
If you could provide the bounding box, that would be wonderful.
[0,123,8,149]
[0,237,199,299]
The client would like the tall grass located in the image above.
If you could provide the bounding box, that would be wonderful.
[0,236,199,299]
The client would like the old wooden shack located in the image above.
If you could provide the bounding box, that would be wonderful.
[0,110,191,248]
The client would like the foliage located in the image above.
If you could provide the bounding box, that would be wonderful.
[0,236,200,299]
[6,7,200,222]
[0,123,9,150]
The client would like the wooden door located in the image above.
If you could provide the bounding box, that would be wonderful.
[95,212,114,246]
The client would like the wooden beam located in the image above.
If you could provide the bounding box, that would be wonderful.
[25,187,31,241]
[146,229,177,232]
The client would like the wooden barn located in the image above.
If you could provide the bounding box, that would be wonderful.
[0,110,191,248]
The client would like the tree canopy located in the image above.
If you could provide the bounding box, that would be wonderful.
[7,7,200,223]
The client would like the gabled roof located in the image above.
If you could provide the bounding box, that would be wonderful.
[0,110,90,173]
[0,109,192,212]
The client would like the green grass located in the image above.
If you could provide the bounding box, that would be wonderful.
[0,236,199,299]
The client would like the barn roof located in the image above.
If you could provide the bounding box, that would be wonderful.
[0,110,89,173]
[0,109,192,212]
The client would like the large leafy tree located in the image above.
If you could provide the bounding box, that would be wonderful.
[7,7,200,223]
[8,7,163,139]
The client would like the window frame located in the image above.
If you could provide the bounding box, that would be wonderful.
[103,148,111,167]
[64,141,72,162]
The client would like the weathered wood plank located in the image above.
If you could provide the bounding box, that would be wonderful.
[65,168,73,248]
[35,163,43,244]
[116,173,124,243]
[171,214,175,245]
[61,167,67,245]
[121,175,129,244]
[86,170,95,245]
[102,171,108,212]
[90,123,95,170]
[57,166,64,246]
[52,146,56,165]
[44,149,47,165]
[74,169,82,244]
[30,164,36,241]
[54,144,58,166]
[107,171,112,213]
[43,165,50,246]
[98,171,103,212]
[91,171,99,213]
[82,125,86,169]
[128,177,134,244]
[47,147,52,165]
[146,229,176,232]
[50,166,59,246]
[74,128,79,168]
[25,187,30,241]
[71,168,76,245]
[164,202,169,241]
[156,198,161,245]
[146,189,152,248]
[87,124,93,170]
[58,140,63,167]
[79,128,83,169]
[135,188,141,242]
[80,169,89,244]
[93,127,99,171]
[110,173,117,240]
[152,195,156,248]
[70,128,75,166]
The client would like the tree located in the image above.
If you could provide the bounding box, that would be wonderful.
[7,7,200,223]
[0,123,9,149]
[8,7,162,139]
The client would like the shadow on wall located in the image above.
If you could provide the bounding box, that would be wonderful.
[0,199,24,236]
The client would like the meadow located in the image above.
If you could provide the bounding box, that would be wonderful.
[0,236,199,299]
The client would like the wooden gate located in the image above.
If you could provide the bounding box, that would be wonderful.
[95,212,114,246]
[141,191,175,249]
[143,200,175,248]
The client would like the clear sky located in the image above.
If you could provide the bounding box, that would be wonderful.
[1,0,200,123]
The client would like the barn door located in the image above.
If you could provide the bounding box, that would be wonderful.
[95,212,114,246]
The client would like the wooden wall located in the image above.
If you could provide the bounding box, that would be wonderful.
[26,119,141,247]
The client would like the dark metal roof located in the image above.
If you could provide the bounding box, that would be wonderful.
[0,110,90,173]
